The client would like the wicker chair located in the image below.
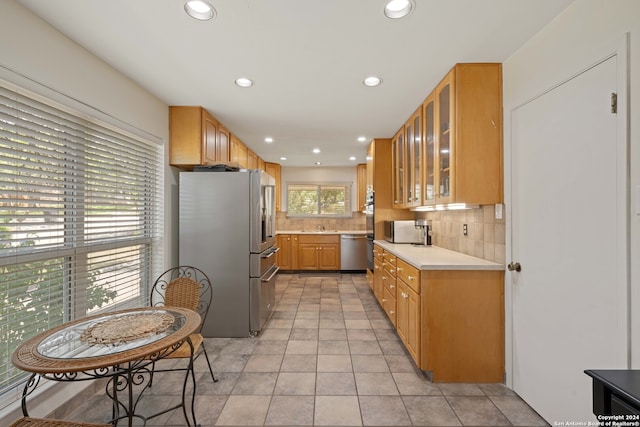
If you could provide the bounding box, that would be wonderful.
[9,417,110,427]
[150,266,217,383]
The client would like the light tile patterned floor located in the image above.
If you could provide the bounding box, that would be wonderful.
[67,273,549,426]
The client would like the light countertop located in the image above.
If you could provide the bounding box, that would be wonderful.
[277,230,369,235]
[374,240,504,271]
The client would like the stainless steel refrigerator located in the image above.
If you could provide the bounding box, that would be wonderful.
[179,169,278,337]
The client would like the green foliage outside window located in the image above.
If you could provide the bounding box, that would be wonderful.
[287,184,349,217]
[0,218,117,393]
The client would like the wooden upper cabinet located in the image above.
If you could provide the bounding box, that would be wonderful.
[391,127,406,208]
[202,111,218,164]
[430,63,503,205]
[366,143,374,191]
[169,106,230,169]
[258,157,266,172]
[265,162,282,211]
[422,93,436,205]
[405,106,422,208]
[356,163,367,212]
[247,149,258,169]
[217,124,230,164]
[230,134,248,168]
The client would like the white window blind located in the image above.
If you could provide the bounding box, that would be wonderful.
[0,83,162,399]
[287,182,351,217]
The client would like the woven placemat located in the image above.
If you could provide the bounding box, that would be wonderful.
[79,312,175,345]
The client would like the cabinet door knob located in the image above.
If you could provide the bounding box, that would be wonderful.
[390,310,395,314]
[390,284,395,289]
[407,275,414,281]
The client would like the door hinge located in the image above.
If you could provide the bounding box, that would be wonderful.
[611,92,617,114]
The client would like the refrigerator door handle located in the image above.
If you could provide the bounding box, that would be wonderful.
[261,247,280,258]
[262,265,280,282]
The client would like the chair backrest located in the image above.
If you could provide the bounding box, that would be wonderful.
[150,266,213,331]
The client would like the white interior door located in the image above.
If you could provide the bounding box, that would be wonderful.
[511,54,627,422]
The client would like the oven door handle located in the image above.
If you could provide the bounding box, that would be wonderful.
[261,265,280,282]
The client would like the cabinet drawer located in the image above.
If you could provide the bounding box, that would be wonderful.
[396,258,420,293]
[383,274,397,296]
[381,271,396,294]
[298,234,339,244]
[373,245,384,262]
[382,287,397,326]
[383,262,397,277]
[383,251,397,266]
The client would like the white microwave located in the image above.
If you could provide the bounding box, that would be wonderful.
[383,220,421,244]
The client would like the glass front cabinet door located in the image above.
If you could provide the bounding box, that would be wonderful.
[423,93,436,205]
[411,108,422,207]
[436,73,453,204]
[405,107,422,208]
[392,127,405,207]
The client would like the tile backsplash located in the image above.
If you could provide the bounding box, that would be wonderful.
[275,206,505,264]
[276,211,367,232]
[415,205,506,264]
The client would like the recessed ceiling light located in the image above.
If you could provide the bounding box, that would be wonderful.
[357,136,367,142]
[184,1,216,20]
[280,157,287,161]
[235,77,254,88]
[384,0,415,19]
[315,162,322,165]
[349,156,357,161]
[363,76,382,87]
[312,148,321,154]
[264,137,273,143]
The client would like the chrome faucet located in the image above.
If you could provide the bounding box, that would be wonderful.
[317,224,325,231]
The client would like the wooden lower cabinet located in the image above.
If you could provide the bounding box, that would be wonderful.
[421,269,504,383]
[276,234,292,269]
[382,285,397,327]
[372,250,504,383]
[276,234,298,270]
[373,258,384,301]
[397,279,420,363]
[297,235,339,270]
[379,248,397,327]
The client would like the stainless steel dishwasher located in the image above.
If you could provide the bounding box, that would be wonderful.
[340,234,368,270]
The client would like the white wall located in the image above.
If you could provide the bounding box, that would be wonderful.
[502,0,640,381]
[281,166,358,212]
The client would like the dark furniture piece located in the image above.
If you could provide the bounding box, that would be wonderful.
[585,370,640,415]
[150,265,217,383]
[12,307,201,426]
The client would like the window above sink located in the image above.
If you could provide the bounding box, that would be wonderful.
[287,182,352,218]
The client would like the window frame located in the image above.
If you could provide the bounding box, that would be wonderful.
[0,79,163,407]
[286,181,352,218]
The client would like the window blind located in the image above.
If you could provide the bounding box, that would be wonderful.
[287,182,351,217]
[0,83,162,399]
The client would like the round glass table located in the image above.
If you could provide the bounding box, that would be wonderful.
[12,307,201,426]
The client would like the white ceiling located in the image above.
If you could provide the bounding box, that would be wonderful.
[19,0,574,166]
